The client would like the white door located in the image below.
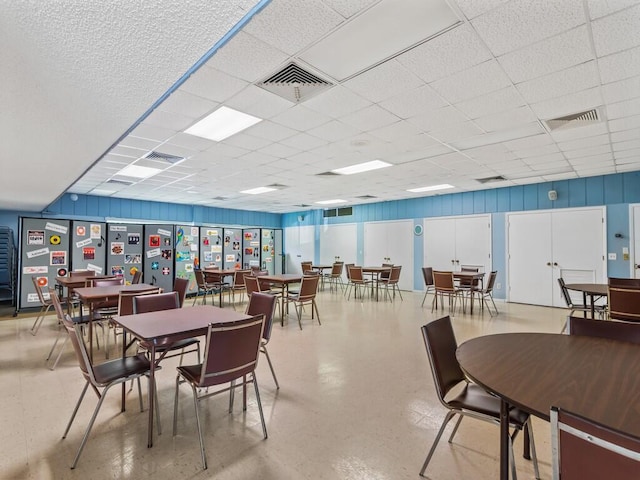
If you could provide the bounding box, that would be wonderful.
[319,224,357,266]
[508,212,553,306]
[364,220,414,290]
[424,218,456,271]
[284,226,315,274]
[632,205,640,278]
[455,216,492,274]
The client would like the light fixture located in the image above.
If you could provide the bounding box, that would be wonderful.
[407,183,454,193]
[240,186,277,195]
[185,106,262,141]
[331,160,392,175]
[116,164,163,179]
[315,199,347,205]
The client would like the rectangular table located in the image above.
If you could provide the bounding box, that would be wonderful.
[565,282,608,318]
[257,274,302,324]
[73,283,157,359]
[453,271,485,314]
[56,274,116,313]
[202,268,237,307]
[114,305,252,447]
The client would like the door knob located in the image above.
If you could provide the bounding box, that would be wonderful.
[546,262,551,266]
[553,262,558,267]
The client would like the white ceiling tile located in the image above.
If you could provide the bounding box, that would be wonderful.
[321,0,379,18]
[569,153,614,165]
[448,1,510,21]
[368,121,422,142]
[499,26,593,84]
[429,121,485,143]
[119,136,160,151]
[529,160,571,172]
[109,145,145,158]
[225,84,294,119]
[339,104,401,131]
[386,143,455,164]
[379,85,448,119]
[407,105,471,132]
[611,127,640,142]
[165,132,215,152]
[206,31,290,83]
[591,4,640,57]
[259,142,301,159]
[598,45,640,84]
[513,143,561,159]
[549,121,608,141]
[130,122,178,142]
[454,86,525,118]
[158,90,218,120]
[558,134,610,152]
[609,114,640,132]
[516,61,600,104]
[180,66,249,103]
[307,120,362,142]
[530,87,602,119]
[430,60,512,103]
[613,139,640,152]
[222,132,273,150]
[564,144,612,159]
[474,106,538,132]
[503,133,554,151]
[343,59,424,103]
[205,142,251,159]
[390,133,441,152]
[304,86,370,118]
[542,171,579,181]
[143,108,197,131]
[615,148,640,159]
[587,0,639,19]
[243,0,344,56]
[396,23,492,83]
[607,97,640,119]
[522,152,566,165]
[602,75,640,104]
[279,132,329,150]
[471,0,585,56]
[244,120,298,142]
[271,105,333,131]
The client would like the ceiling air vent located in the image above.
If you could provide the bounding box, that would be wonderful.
[316,171,340,176]
[356,195,377,199]
[106,178,135,186]
[145,151,185,165]
[542,108,601,132]
[476,175,506,184]
[212,196,228,201]
[257,62,333,103]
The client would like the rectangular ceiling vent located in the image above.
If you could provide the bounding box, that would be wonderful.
[257,62,333,103]
[267,183,289,189]
[316,171,339,176]
[145,151,185,165]
[106,178,136,186]
[212,196,228,201]
[356,194,377,199]
[476,175,506,184]
[542,108,601,132]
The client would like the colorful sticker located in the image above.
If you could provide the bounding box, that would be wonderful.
[57,268,67,276]
[215,254,221,262]
[149,235,160,247]
[128,233,140,245]
[163,237,171,246]
[151,262,159,270]
[111,265,124,277]
[232,241,240,251]
[83,247,95,260]
[90,224,101,239]
[161,249,172,260]
[50,251,66,266]
[185,263,194,272]
[27,230,45,245]
[162,267,170,275]
[226,254,235,262]
[190,227,199,236]
[49,235,61,245]
[203,251,213,262]
[76,225,86,236]
[125,254,141,264]
[36,276,48,287]
[176,251,191,262]
[111,242,124,255]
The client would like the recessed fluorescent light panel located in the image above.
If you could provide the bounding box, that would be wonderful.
[331,160,392,175]
[407,183,454,193]
[240,186,277,195]
[116,164,163,178]
[316,199,347,205]
[185,106,262,141]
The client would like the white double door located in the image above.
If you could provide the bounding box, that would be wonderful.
[423,215,492,274]
[507,207,606,307]
[284,225,315,274]
[363,220,414,291]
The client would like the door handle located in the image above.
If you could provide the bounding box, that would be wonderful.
[546,262,551,266]
[553,262,558,267]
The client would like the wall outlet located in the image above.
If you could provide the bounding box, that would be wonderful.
[608,253,617,260]
[496,283,502,290]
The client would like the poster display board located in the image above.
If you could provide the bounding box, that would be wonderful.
[200,226,223,269]
[222,228,242,270]
[71,221,106,274]
[261,228,276,274]
[19,218,71,309]
[107,223,144,284]
[143,224,174,293]
[242,228,261,270]
[174,225,199,295]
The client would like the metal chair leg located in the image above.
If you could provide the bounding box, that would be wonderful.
[420,410,457,476]
[262,345,279,389]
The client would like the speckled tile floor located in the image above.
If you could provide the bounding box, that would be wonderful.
[0,290,566,479]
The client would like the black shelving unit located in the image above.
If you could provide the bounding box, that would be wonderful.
[0,226,16,306]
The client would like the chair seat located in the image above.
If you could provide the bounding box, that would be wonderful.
[92,353,151,385]
[448,383,529,427]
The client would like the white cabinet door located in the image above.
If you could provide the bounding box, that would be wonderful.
[424,218,456,271]
[364,220,414,290]
[284,226,315,274]
[319,224,357,266]
[633,205,640,278]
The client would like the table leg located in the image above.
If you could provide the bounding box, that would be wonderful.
[121,330,127,412]
[499,399,509,480]
[582,292,588,318]
[148,343,156,448]
[589,293,595,318]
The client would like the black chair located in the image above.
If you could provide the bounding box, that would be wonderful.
[60,313,153,469]
[566,315,640,344]
[246,292,279,388]
[420,316,539,479]
[477,270,499,316]
[551,406,640,480]
[173,277,189,307]
[421,267,434,307]
[172,315,267,470]
[608,279,640,322]
[559,278,606,332]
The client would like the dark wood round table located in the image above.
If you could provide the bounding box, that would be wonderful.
[457,332,640,480]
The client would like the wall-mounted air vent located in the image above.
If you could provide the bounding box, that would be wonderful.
[257,62,333,103]
[476,175,506,184]
[542,108,602,132]
[145,151,185,164]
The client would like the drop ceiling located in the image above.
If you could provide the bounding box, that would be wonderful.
[3,0,640,214]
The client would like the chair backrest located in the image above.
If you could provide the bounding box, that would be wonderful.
[331,262,343,276]
[567,316,640,344]
[380,263,393,279]
[608,285,640,322]
[198,315,265,387]
[422,267,434,287]
[69,270,96,278]
[92,277,124,287]
[131,270,142,284]
[194,269,207,288]
[299,274,320,298]
[233,269,250,287]
[433,271,455,292]
[244,275,260,297]
[461,266,479,272]
[301,261,312,273]
[388,265,401,283]
[608,277,640,288]
[48,287,65,320]
[484,271,498,293]
[558,277,574,307]
[133,291,180,314]
[348,265,363,282]
[118,288,163,316]
[250,265,261,274]
[421,316,465,406]
[551,406,640,480]
[246,292,277,341]
[173,277,189,307]
[61,313,92,378]
[345,263,354,280]
[32,276,50,305]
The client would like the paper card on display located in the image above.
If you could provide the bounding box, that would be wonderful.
[23,265,48,274]
[147,248,161,258]
[27,230,45,245]
[190,244,198,251]
[157,228,171,236]
[27,247,49,259]
[27,293,42,303]
[87,263,103,274]
[90,224,101,239]
[45,222,67,234]
[226,254,235,262]
[191,227,199,236]
[211,245,222,253]
[50,251,67,266]
[76,238,92,248]
[110,225,127,231]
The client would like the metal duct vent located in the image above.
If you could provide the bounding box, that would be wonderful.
[257,63,333,103]
[542,108,601,132]
[476,175,506,184]
[145,151,185,164]
[106,178,135,186]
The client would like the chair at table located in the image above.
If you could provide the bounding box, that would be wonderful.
[458,266,480,301]
[558,278,606,332]
[192,269,227,306]
[131,270,142,284]
[380,265,403,302]
[111,288,163,355]
[432,271,465,314]
[421,267,435,307]
[566,316,640,344]
[301,261,312,274]
[475,270,499,316]
[230,269,250,306]
[245,292,279,389]
[346,265,371,301]
[246,275,281,318]
[60,313,153,469]
[30,276,67,335]
[550,406,640,480]
[173,277,189,307]
[420,316,539,479]
[134,292,201,365]
[608,279,640,322]
[285,274,320,329]
[90,277,125,320]
[325,262,345,293]
[172,314,267,470]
